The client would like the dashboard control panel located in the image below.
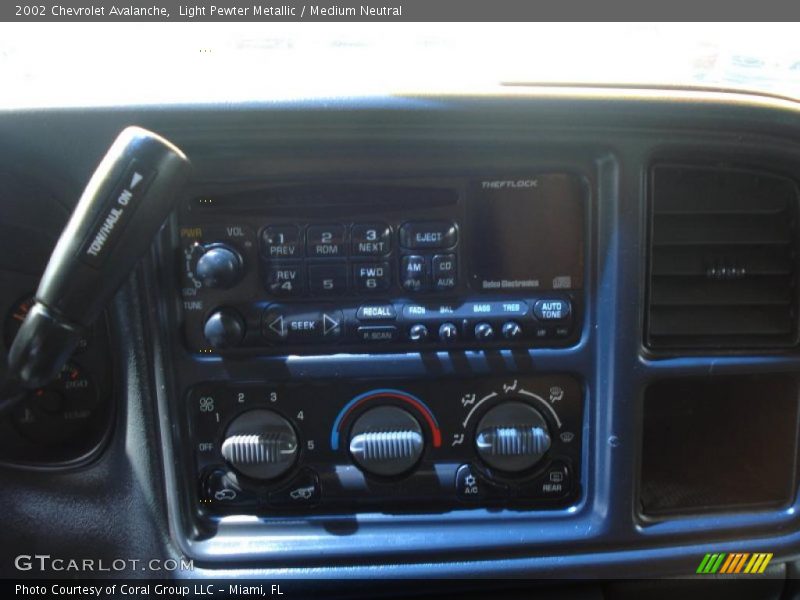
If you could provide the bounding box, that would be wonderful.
[176,175,586,355]
[189,375,582,514]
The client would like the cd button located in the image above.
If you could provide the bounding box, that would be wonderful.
[432,254,457,290]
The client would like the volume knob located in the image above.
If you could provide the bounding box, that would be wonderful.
[221,409,298,480]
[195,243,243,289]
[474,401,551,473]
[348,406,424,476]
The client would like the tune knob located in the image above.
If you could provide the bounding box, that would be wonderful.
[203,307,245,349]
[194,243,243,289]
[348,405,425,476]
[221,409,299,480]
[474,401,551,473]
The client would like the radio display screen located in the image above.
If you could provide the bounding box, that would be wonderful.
[467,174,585,292]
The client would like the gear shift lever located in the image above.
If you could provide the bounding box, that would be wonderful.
[2,126,191,410]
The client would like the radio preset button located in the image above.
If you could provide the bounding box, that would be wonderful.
[533,299,571,322]
[308,262,348,295]
[263,304,343,343]
[265,263,305,296]
[357,325,399,342]
[307,224,346,258]
[356,303,396,320]
[401,255,428,292]
[262,225,302,259]
[432,254,457,290]
[354,262,391,292]
[352,223,391,257]
[399,221,457,249]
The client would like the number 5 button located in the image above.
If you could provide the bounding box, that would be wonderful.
[308,263,348,295]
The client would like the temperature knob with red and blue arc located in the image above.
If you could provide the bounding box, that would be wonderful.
[331,389,442,477]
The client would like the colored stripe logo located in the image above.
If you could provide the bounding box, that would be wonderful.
[696,553,773,574]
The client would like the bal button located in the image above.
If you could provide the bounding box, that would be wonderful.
[439,322,458,343]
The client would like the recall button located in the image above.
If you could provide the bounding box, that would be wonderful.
[357,304,397,321]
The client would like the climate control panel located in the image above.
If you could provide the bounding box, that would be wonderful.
[189,375,582,514]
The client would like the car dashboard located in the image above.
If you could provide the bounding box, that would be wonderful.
[1,88,800,592]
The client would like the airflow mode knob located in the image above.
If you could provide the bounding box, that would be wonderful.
[348,406,425,476]
[475,401,551,472]
[221,409,298,480]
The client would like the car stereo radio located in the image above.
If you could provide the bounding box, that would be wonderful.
[176,173,586,355]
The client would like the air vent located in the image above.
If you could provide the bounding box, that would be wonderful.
[647,165,800,350]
